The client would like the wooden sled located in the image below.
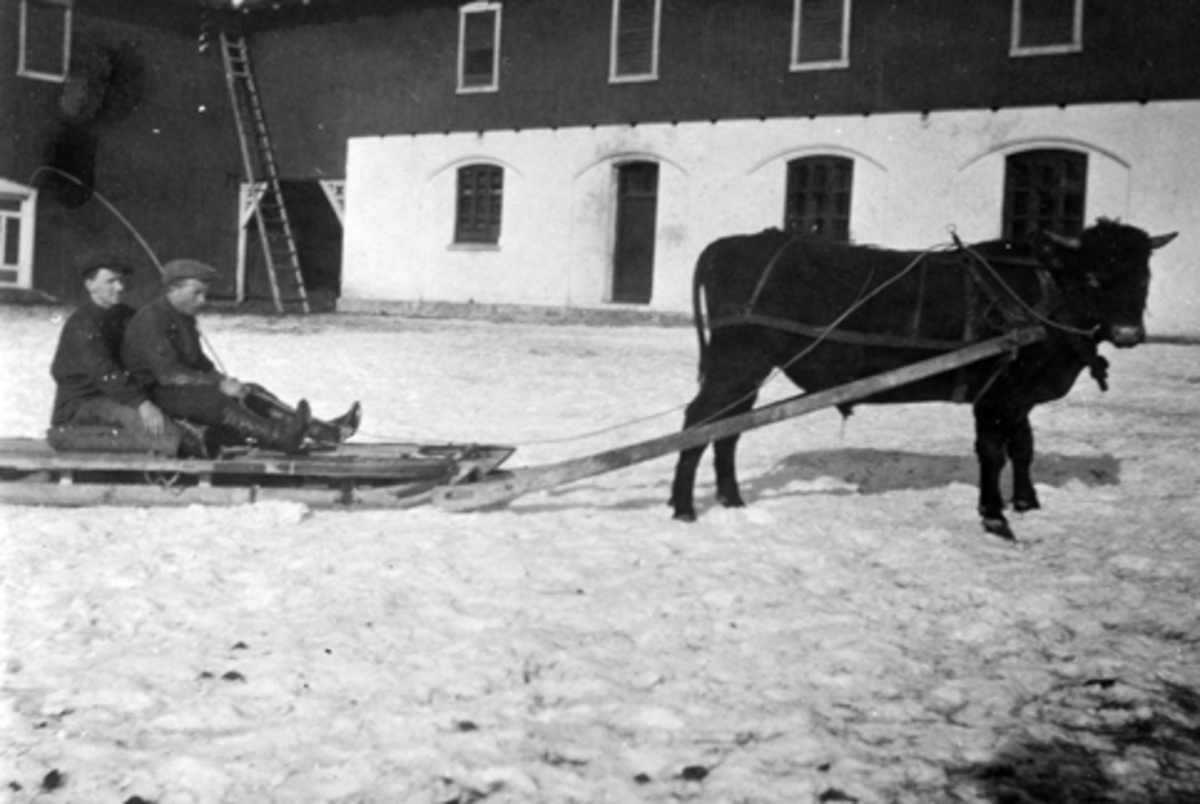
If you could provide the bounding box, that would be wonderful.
[0,436,513,509]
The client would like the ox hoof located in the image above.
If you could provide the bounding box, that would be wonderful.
[1012,497,1041,513]
[982,516,1016,541]
[673,511,698,523]
[717,495,746,509]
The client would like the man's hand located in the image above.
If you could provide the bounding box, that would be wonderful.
[138,400,167,437]
[219,377,250,399]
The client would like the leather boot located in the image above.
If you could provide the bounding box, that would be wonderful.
[219,399,311,454]
[306,401,362,445]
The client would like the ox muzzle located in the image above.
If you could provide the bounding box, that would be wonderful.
[1109,324,1145,348]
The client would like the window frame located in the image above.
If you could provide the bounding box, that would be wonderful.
[783,155,855,243]
[0,179,38,289]
[790,0,852,72]
[609,0,662,84]
[457,1,502,94]
[18,0,72,83]
[1010,0,1084,57]
[1001,149,1089,242]
[453,163,504,246]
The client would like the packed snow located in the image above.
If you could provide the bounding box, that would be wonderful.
[1,305,1197,803]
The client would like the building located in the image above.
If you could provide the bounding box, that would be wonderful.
[3,1,1197,335]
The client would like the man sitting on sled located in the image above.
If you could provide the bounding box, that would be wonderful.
[122,259,360,456]
[50,260,187,454]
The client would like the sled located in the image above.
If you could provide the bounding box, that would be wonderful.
[430,326,1048,512]
[0,437,513,509]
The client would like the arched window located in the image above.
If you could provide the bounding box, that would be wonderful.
[1003,149,1087,241]
[784,156,853,242]
[455,164,503,244]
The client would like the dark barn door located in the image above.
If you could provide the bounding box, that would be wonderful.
[243,180,343,309]
[612,161,659,304]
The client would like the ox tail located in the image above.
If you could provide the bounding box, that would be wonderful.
[692,248,713,383]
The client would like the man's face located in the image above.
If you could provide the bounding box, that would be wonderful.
[169,279,210,316]
[85,268,128,309]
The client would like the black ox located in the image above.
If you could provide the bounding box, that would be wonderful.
[669,220,1176,538]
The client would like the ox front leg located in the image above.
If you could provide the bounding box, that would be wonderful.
[974,406,1014,540]
[670,440,707,522]
[1007,414,1040,513]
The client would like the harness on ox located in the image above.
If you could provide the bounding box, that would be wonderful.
[702,233,1106,402]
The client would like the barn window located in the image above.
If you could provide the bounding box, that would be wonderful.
[784,156,854,242]
[610,0,661,83]
[1010,0,1083,56]
[1002,149,1088,242]
[791,0,851,71]
[458,2,501,93]
[18,0,72,82]
[0,180,38,288]
[455,164,503,244]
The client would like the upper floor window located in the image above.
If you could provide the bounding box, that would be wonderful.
[18,0,72,82]
[784,156,854,242]
[458,2,501,93]
[1010,0,1083,57]
[455,164,503,245]
[610,0,661,83]
[1002,149,1088,242]
[791,0,851,71]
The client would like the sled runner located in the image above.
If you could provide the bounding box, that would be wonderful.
[0,436,513,509]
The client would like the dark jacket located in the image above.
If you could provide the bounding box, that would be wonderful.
[50,301,149,425]
[122,295,222,390]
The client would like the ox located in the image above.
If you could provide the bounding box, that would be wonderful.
[669,220,1176,538]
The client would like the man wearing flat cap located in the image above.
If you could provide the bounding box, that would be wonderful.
[122,259,359,455]
[50,260,184,453]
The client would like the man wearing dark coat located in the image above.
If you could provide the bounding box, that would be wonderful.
[50,260,184,454]
[122,259,359,455]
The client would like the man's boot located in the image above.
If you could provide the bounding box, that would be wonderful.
[306,401,362,446]
[218,399,311,454]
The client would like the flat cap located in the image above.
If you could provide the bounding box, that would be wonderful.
[80,260,134,278]
[162,259,223,284]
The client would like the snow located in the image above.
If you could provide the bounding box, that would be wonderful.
[1,305,1198,803]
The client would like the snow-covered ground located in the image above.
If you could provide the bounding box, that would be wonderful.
[1,305,1197,803]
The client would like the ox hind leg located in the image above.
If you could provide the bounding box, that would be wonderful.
[973,403,1036,539]
[670,333,775,521]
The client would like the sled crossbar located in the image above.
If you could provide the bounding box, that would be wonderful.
[432,326,1046,512]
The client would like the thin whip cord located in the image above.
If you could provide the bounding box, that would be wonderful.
[30,166,230,375]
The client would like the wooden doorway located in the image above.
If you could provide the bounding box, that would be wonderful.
[238,179,344,309]
[612,161,658,304]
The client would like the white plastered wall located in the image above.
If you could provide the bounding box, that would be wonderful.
[343,101,1197,336]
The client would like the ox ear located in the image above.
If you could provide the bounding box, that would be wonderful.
[1149,232,1178,250]
[1042,230,1082,251]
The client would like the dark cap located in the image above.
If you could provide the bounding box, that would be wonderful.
[80,260,134,279]
[162,259,223,284]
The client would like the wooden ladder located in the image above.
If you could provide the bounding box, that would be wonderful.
[219,32,309,314]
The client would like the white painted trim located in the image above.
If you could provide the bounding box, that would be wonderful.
[1010,0,1084,57]
[748,142,887,176]
[17,0,72,83]
[0,178,38,289]
[457,1,502,94]
[609,0,662,84]
[959,136,1130,172]
[790,0,852,72]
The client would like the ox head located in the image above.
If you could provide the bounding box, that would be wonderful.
[1039,220,1177,347]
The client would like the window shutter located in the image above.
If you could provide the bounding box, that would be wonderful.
[616,0,656,76]
[1017,0,1077,49]
[797,0,845,64]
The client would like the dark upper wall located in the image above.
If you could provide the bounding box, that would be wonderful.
[1,0,244,304]
[244,0,1200,178]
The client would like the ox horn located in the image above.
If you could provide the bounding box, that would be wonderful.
[1043,230,1082,250]
[1149,232,1178,250]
